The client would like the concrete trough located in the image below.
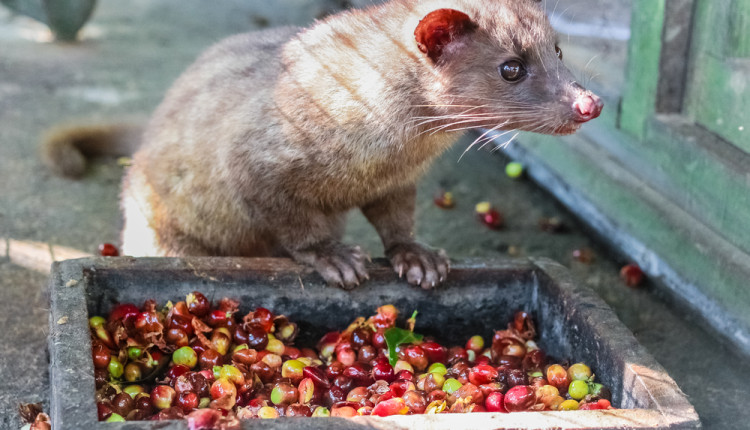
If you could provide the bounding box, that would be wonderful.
[48,256,700,429]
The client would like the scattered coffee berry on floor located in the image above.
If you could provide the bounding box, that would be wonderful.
[505,162,524,179]
[98,243,120,257]
[620,263,644,287]
[572,248,595,264]
[475,201,504,230]
[433,190,455,209]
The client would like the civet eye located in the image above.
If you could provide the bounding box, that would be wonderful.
[555,45,563,60]
[498,60,527,82]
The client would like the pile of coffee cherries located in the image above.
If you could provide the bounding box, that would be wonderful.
[91,293,613,424]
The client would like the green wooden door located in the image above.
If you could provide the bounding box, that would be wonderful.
[685,0,750,150]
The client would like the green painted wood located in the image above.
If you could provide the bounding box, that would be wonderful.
[502,131,750,354]
[578,77,750,258]
[619,0,666,137]
[500,0,750,358]
[729,0,750,57]
[580,117,750,257]
[685,0,750,151]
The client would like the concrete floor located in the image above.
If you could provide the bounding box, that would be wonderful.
[1,1,748,428]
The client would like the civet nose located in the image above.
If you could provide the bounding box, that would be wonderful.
[573,93,604,122]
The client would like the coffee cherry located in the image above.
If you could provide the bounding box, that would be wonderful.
[485,391,507,412]
[433,190,455,209]
[258,406,279,419]
[455,382,484,405]
[303,366,330,389]
[421,341,447,363]
[105,413,125,422]
[97,402,113,421]
[232,346,257,366]
[218,365,245,386]
[311,406,330,417]
[270,382,298,405]
[568,380,589,400]
[198,348,223,369]
[371,330,387,349]
[371,397,408,417]
[172,346,198,369]
[534,384,559,408]
[123,385,145,399]
[210,329,231,356]
[475,202,504,229]
[91,343,111,369]
[503,385,535,412]
[559,399,579,410]
[423,372,445,392]
[248,307,274,332]
[245,325,269,350]
[343,362,371,386]
[108,356,124,379]
[504,368,528,388]
[108,303,139,324]
[567,363,592,381]
[350,327,372,349]
[112,392,134,416]
[546,364,570,391]
[166,364,190,381]
[403,390,427,414]
[176,392,199,412]
[98,243,119,257]
[186,292,210,317]
[210,378,237,401]
[281,359,305,383]
[298,378,316,404]
[323,385,346,407]
[466,335,484,352]
[150,386,176,410]
[505,162,524,179]
[620,263,644,287]
[468,363,498,386]
[442,378,462,394]
[401,345,428,371]
[572,247,595,263]
[394,369,414,382]
[286,403,312,417]
[357,345,377,363]
[371,361,395,383]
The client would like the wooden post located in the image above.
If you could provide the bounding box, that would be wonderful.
[619,0,666,137]
[728,0,750,57]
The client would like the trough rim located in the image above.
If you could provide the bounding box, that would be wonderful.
[47,256,700,429]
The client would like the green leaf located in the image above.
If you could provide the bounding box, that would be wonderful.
[588,382,603,396]
[385,326,423,366]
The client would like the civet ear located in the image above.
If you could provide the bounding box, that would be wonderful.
[414,9,476,62]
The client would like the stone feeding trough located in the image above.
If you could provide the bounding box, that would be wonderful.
[48,256,700,429]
